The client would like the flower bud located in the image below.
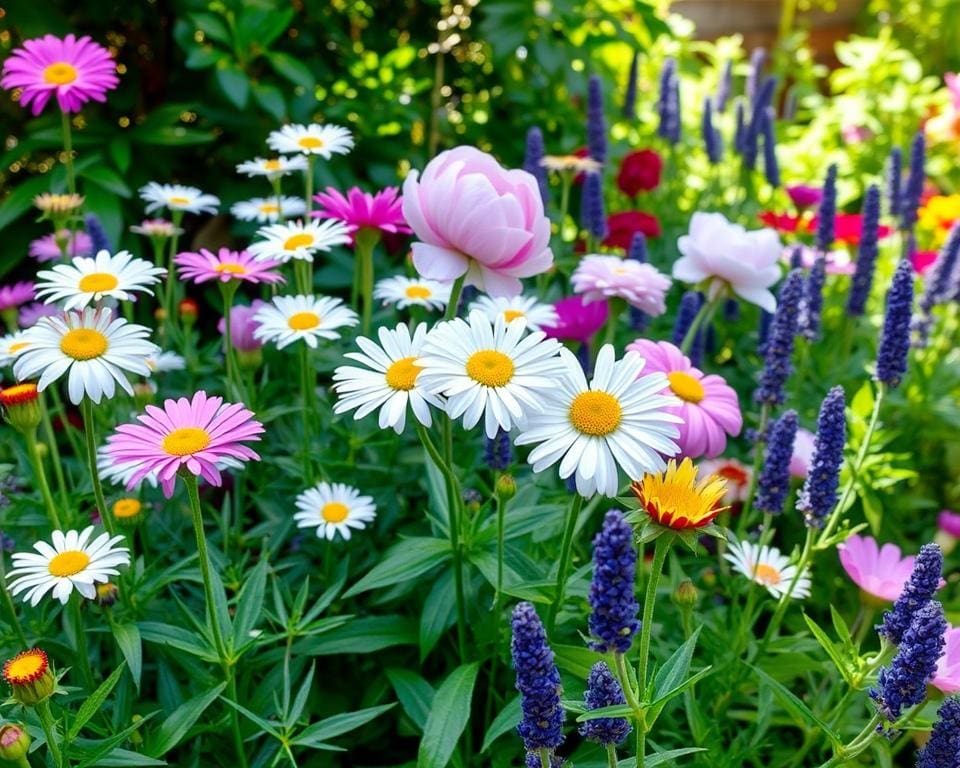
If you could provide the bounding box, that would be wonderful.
[0,722,31,761]
[96,582,119,608]
[495,474,517,501]
[236,348,263,370]
[112,498,144,528]
[133,382,156,410]
[673,579,699,608]
[0,383,42,435]
[2,648,56,706]
[179,298,199,325]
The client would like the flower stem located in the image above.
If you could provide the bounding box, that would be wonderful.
[736,403,770,537]
[606,743,620,768]
[80,398,115,535]
[354,228,380,336]
[761,526,814,647]
[39,395,70,519]
[23,429,62,530]
[680,296,720,355]
[60,111,75,197]
[303,156,316,289]
[539,748,551,768]
[444,275,465,321]
[183,473,226,659]
[637,535,672,704]
[558,172,573,241]
[603,298,624,348]
[164,209,185,335]
[613,652,645,766]
[0,552,27,648]
[69,592,95,690]
[219,281,240,398]
[299,344,314,482]
[36,699,63,768]
[546,492,584,636]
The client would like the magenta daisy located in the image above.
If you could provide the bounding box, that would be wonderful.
[0,282,35,314]
[312,186,412,240]
[625,338,743,459]
[175,248,285,286]
[29,230,94,263]
[105,391,265,498]
[1,34,119,116]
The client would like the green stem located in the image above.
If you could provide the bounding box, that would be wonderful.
[613,653,645,766]
[60,111,75,197]
[299,344,314,482]
[444,275,465,321]
[69,592,95,690]
[546,493,584,635]
[81,398,115,534]
[637,535,672,702]
[680,296,720,355]
[558,172,573,241]
[303,156,315,290]
[36,699,63,768]
[24,430,62,529]
[226,671,249,768]
[48,384,83,464]
[606,743,620,768]
[539,748,551,768]
[761,527,814,647]
[736,403,770,537]
[355,229,380,337]
[183,473,226,659]
[0,552,27,647]
[603,298,624,348]
[219,281,240,397]
[164,210,185,335]
[39,396,70,518]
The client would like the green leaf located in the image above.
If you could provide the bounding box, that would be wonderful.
[145,682,226,757]
[80,164,132,197]
[233,558,268,648]
[292,703,395,748]
[0,175,54,231]
[207,566,232,646]
[617,747,708,767]
[108,139,131,174]
[575,704,635,722]
[480,695,520,752]
[552,644,604,679]
[417,662,479,768]
[267,52,316,90]
[190,12,232,45]
[215,65,250,109]
[112,623,143,691]
[803,614,853,683]
[139,622,218,662]
[220,697,282,738]
[830,605,855,649]
[298,615,417,655]
[74,712,158,768]
[647,666,713,712]
[419,569,455,661]
[184,46,225,70]
[750,665,841,747]
[344,538,450,596]
[652,627,702,700]
[252,83,286,121]
[69,661,127,740]
[386,668,435,732]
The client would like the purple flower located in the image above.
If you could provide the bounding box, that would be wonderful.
[799,255,826,340]
[512,602,565,752]
[815,164,838,253]
[29,229,93,262]
[754,410,798,516]
[875,259,915,388]
[761,107,779,187]
[0,282,35,313]
[786,185,823,210]
[485,429,512,471]
[878,543,943,645]
[917,697,960,768]
[524,127,550,206]
[715,59,732,113]
[588,511,639,654]
[796,386,846,528]
[900,132,926,232]
[579,662,632,746]
[755,270,803,405]
[914,223,960,345]
[586,75,607,164]
[702,96,722,164]
[886,146,903,219]
[847,185,882,316]
[217,301,266,353]
[580,172,608,240]
[18,301,58,328]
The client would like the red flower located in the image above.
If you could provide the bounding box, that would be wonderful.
[602,211,661,249]
[617,149,663,196]
[911,250,938,275]
[805,213,893,247]
[758,211,805,233]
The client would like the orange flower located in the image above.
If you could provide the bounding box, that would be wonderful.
[631,458,728,530]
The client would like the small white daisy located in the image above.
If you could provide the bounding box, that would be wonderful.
[267,123,354,158]
[139,182,220,215]
[247,219,351,264]
[7,526,130,606]
[374,276,451,311]
[230,196,307,223]
[333,323,443,434]
[417,310,564,439]
[35,249,166,310]
[541,154,603,174]
[14,308,158,404]
[145,350,186,375]
[468,294,559,332]
[253,294,358,350]
[294,482,376,541]
[236,155,308,179]
[129,219,183,238]
[725,538,812,600]
[0,331,32,367]
[515,345,682,498]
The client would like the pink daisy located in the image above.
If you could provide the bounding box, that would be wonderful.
[0,282,35,313]
[541,295,608,344]
[18,302,59,329]
[932,626,960,694]
[174,248,285,285]
[837,534,916,604]
[571,255,671,315]
[625,339,742,459]
[105,391,264,498]
[312,186,412,242]
[29,230,94,263]
[939,509,960,538]
[1,34,119,116]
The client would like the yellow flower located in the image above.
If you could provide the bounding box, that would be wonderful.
[631,458,728,530]
[918,194,960,247]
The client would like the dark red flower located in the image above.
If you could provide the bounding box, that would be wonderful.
[617,149,663,196]
[602,211,661,249]
[805,213,893,246]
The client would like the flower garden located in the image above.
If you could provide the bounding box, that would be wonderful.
[0,2,959,767]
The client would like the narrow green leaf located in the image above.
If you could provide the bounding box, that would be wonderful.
[652,626,701,700]
[830,605,855,649]
[292,703,395,747]
[575,704,635,722]
[112,623,143,691]
[233,559,268,648]
[419,569,455,662]
[145,682,226,757]
[750,665,841,747]
[297,615,417,656]
[617,747,708,767]
[480,695,520,752]
[344,538,450,597]
[417,662,480,768]
[69,661,127,740]
[220,697,283,738]
[267,52,316,90]
[647,666,713,712]
[74,712,158,768]
[139,622,218,662]
[803,614,853,682]
[386,668,435,733]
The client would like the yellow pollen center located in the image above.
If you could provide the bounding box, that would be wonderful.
[288,311,320,331]
[78,272,119,293]
[168,196,191,205]
[298,137,324,149]
[667,371,706,403]
[385,356,422,391]
[568,390,623,436]
[48,550,91,578]
[43,62,78,85]
[465,350,515,388]
[405,285,432,299]
[215,263,247,275]
[8,343,29,354]
[283,233,314,250]
[161,427,211,456]
[5,653,45,680]
[321,502,349,523]
[503,309,525,322]
[754,564,782,586]
[59,328,108,360]
[264,159,282,170]
[113,498,142,519]
[259,203,280,213]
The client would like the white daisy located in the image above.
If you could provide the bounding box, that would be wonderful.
[230,196,307,223]
[333,323,442,434]
[541,154,603,174]
[236,155,308,179]
[267,123,354,158]
[0,331,32,367]
[129,219,183,238]
[373,276,451,311]
[417,310,564,440]
[7,526,130,606]
[725,538,811,600]
[468,294,559,332]
[247,219,351,264]
[515,345,682,498]
[35,249,166,311]
[139,182,220,215]
[294,482,376,541]
[253,294,358,350]
[14,308,158,404]
[145,350,186,375]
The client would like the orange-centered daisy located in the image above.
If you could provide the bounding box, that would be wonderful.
[2,648,49,685]
[632,458,728,530]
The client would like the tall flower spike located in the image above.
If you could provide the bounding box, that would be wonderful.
[586,75,607,164]
[917,697,960,768]
[672,291,702,346]
[755,270,803,405]
[871,600,946,720]
[900,132,926,233]
[797,386,846,528]
[746,47,767,105]
[657,58,680,144]
[702,96,722,164]
[886,146,903,220]
[715,59,732,113]
[815,164,838,253]
[754,410,798,516]
[878,543,943,644]
[524,127,550,206]
[588,511,640,654]
[580,172,608,240]
[579,662,632,746]
[799,255,826,340]
[761,107,780,188]
[512,602,565,753]
[914,223,960,345]
[734,100,747,155]
[623,51,639,119]
[627,233,649,330]
[875,258,915,388]
[743,76,776,170]
[847,185,882,316]
[84,214,112,255]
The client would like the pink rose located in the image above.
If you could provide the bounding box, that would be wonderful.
[402,146,553,296]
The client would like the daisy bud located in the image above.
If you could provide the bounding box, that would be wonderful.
[588,511,639,654]
[495,474,517,502]
[2,648,56,706]
[879,543,943,645]
[579,661,632,746]
[511,602,565,754]
[178,298,199,325]
[95,582,119,607]
[0,723,31,762]
[0,383,41,435]
[917,697,960,768]
[673,579,699,608]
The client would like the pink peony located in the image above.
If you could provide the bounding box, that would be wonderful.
[541,295,608,344]
[625,339,742,459]
[789,427,815,478]
[932,626,960,693]
[674,212,782,312]
[312,186,411,241]
[838,534,916,603]
[402,146,553,296]
[571,255,671,315]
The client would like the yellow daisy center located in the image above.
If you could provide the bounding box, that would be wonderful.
[161,427,211,456]
[7,343,29,354]
[288,311,320,331]
[283,233,314,250]
[632,458,729,530]
[405,285,432,299]
[48,550,91,578]
[78,272,119,293]
[60,328,108,360]
[299,137,324,149]
[667,371,705,403]
[168,196,191,205]
[113,498,142,519]
[215,263,247,275]
[465,350,514,388]
[321,502,349,523]
[263,159,282,170]
[754,563,782,586]
[43,62,78,85]
[259,203,280,213]
[569,390,622,436]
[4,650,47,683]
[503,309,525,322]
[385,356,422,391]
